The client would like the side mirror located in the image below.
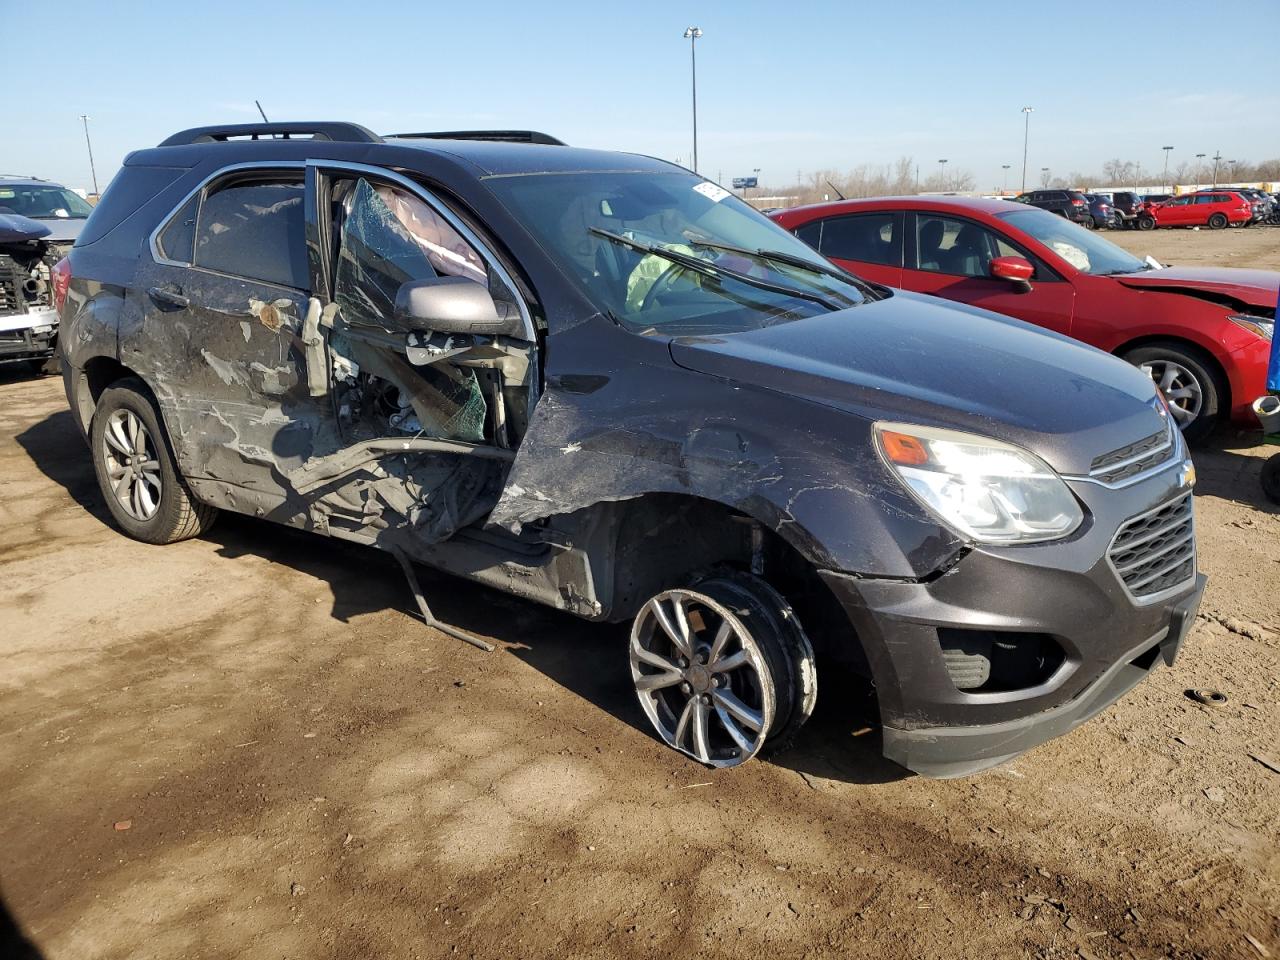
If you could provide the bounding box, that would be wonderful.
[990,256,1034,292]
[394,276,519,337]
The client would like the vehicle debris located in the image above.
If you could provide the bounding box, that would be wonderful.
[1186,689,1228,707]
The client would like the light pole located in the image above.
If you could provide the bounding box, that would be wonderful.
[1162,146,1174,191]
[937,158,948,192]
[683,27,702,173]
[1227,159,1238,184]
[1211,152,1222,187]
[1040,166,1050,188]
[79,114,99,197]
[1195,153,1206,186]
[1020,106,1034,192]
[1001,164,1011,193]
[752,167,760,202]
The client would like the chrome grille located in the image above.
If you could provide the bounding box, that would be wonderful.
[1089,428,1175,485]
[1108,494,1196,601]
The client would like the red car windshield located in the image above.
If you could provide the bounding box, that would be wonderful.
[997,208,1149,276]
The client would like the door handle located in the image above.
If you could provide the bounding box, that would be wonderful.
[147,286,189,309]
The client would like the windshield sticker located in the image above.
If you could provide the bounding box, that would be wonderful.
[693,182,731,203]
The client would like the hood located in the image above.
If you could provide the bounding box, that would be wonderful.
[25,216,85,244]
[0,212,51,244]
[669,291,1166,475]
[1115,265,1279,310]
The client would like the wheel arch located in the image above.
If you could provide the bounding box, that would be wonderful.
[69,355,157,435]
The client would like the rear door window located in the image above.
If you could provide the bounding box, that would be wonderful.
[193,178,308,289]
[817,213,899,266]
[793,220,822,248]
[156,194,199,262]
[914,215,998,277]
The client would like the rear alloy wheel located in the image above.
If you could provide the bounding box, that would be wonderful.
[1124,344,1224,444]
[1208,212,1228,230]
[91,378,218,544]
[1137,214,1156,231]
[629,574,815,768]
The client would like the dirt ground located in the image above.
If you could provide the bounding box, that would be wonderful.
[2,228,1277,960]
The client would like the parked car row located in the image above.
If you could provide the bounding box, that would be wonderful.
[772,195,1277,441]
[1012,187,1280,232]
[53,121,1224,777]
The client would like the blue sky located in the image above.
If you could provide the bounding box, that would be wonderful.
[7,0,1278,193]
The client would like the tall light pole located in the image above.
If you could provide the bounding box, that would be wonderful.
[1040,166,1050,188]
[1001,163,1011,193]
[683,27,703,173]
[1195,152,1206,186]
[937,158,948,192]
[79,114,99,197]
[752,166,760,201]
[1020,106,1034,192]
[1211,151,1222,187]
[1162,146,1174,191]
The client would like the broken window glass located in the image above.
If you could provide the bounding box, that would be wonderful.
[332,178,487,444]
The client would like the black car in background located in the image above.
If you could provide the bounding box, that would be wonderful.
[55,121,1203,777]
[1014,189,1093,225]
[1109,191,1144,228]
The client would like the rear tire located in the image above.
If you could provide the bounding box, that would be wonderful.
[628,572,816,768]
[1122,343,1225,445]
[90,378,218,544]
[1137,214,1156,231]
[1208,212,1228,230]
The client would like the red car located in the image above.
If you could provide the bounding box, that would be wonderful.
[770,197,1276,440]
[1137,191,1253,230]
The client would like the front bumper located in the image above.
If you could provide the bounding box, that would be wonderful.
[0,307,59,363]
[818,458,1203,778]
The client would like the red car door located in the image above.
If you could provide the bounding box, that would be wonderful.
[899,212,1076,337]
[794,211,903,287]
[1159,196,1195,226]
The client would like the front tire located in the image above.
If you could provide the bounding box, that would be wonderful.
[1208,212,1228,230]
[1137,214,1156,231]
[1123,344,1225,444]
[628,573,816,768]
[90,378,218,544]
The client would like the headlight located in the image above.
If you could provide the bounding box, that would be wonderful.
[874,423,1084,544]
[1226,315,1273,341]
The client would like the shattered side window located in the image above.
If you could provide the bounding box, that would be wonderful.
[332,178,488,443]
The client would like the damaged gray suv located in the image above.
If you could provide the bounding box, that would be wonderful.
[57,122,1205,776]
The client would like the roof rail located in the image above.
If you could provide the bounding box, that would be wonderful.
[158,122,382,147]
[385,130,566,146]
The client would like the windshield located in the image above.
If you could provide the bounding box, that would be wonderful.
[997,208,1148,276]
[486,170,872,336]
[0,184,94,219]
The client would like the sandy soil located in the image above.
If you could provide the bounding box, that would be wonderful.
[1,228,1278,960]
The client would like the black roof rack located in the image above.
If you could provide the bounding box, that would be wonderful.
[158,122,382,147]
[385,130,566,146]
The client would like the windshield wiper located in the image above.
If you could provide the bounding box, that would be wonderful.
[589,228,842,311]
[685,237,871,291]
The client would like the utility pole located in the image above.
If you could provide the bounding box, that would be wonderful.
[1020,106,1034,192]
[1211,152,1222,187]
[1161,146,1174,192]
[79,114,99,197]
[683,27,703,173]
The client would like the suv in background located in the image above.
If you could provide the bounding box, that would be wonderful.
[1083,193,1115,229]
[1109,191,1144,228]
[1014,189,1093,225]
[1139,192,1253,230]
[57,121,1204,777]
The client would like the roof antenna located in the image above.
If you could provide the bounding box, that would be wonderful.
[255,100,269,122]
[826,179,846,200]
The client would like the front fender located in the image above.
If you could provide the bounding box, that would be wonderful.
[488,315,964,579]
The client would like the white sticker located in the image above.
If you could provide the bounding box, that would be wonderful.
[693,181,732,203]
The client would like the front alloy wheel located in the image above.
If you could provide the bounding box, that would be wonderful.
[1140,359,1203,427]
[629,576,815,768]
[101,408,163,521]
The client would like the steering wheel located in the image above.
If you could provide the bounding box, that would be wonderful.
[639,261,700,312]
